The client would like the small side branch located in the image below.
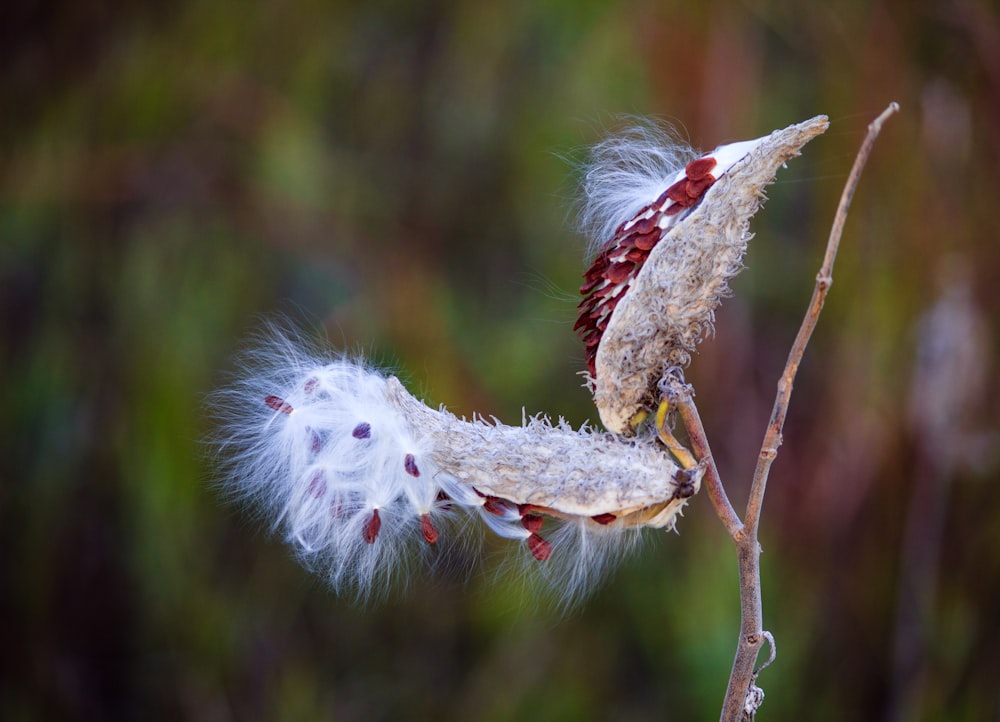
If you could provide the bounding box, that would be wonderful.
[664,377,743,538]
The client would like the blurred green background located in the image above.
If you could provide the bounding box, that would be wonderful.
[3,0,1000,719]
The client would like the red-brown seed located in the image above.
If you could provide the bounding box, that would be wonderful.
[264,395,294,415]
[686,175,714,198]
[591,513,617,525]
[521,514,544,533]
[666,178,690,203]
[404,453,420,477]
[528,533,552,561]
[363,509,381,543]
[591,281,618,298]
[589,304,609,321]
[580,275,603,294]
[304,377,319,394]
[584,251,612,280]
[664,203,683,217]
[625,247,647,262]
[605,261,635,284]
[308,470,327,498]
[310,430,323,453]
[603,293,623,314]
[685,156,717,180]
[420,514,439,544]
[483,496,511,515]
[352,422,371,439]
[633,230,660,251]
[631,215,658,235]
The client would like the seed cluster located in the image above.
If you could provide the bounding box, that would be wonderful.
[576,156,720,376]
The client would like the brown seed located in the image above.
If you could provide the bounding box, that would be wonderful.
[528,533,552,561]
[605,261,635,284]
[686,175,715,198]
[521,514,544,533]
[303,377,318,394]
[420,514,439,544]
[580,276,603,294]
[589,305,608,321]
[352,422,371,439]
[264,395,294,415]
[308,470,327,498]
[363,509,381,543]
[685,156,717,180]
[591,281,618,298]
[633,230,660,251]
[590,513,617,525]
[631,215,659,235]
[404,453,420,477]
[625,247,647,263]
[601,293,623,314]
[666,177,690,203]
[584,251,612,280]
[483,496,512,516]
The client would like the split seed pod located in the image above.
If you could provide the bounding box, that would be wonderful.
[210,332,701,603]
[577,116,829,434]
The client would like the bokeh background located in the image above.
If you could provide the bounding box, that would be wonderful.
[4,0,1000,719]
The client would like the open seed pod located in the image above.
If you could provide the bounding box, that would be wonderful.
[577,116,829,434]
[211,335,701,603]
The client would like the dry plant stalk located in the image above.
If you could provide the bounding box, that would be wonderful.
[696,103,899,721]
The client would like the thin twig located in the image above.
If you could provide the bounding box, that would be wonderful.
[717,103,899,722]
[743,102,900,536]
[666,378,743,538]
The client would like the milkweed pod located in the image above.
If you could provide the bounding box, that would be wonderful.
[209,329,700,605]
[578,116,829,434]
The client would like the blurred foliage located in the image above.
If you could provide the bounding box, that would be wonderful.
[3,0,1000,720]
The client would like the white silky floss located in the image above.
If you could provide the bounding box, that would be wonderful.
[211,332,698,604]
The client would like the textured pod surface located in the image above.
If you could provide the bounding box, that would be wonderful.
[388,378,698,525]
[584,116,829,433]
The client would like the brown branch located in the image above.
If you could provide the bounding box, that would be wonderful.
[666,378,743,538]
[716,102,900,722]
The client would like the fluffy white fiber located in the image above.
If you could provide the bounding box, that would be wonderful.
[209,327,699,606]
[577,121,698,256]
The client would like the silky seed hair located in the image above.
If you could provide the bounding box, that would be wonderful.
[209,326,700,605]
[577,121,699,256]
[576,116,829,434]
